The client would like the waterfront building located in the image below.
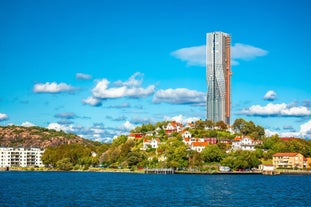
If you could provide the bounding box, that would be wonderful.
[0,147,44,167]
[206,31,231,125]
[272,152,305,169]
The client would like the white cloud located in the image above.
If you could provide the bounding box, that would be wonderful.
[231,43,268,61]
[91,73,155,99]
[0,113,9,121]
[76,73,92,80]
[265,120,311,139]
[55,112,77,119]
[153,88,205,105]
[241,103,311,117]
[33,82,75,93]
[300,120,311,139]
[171,45,206,66]
[21,121,35,127]
[264,90,277,101]
[83,96,102,107]
[47,123,74,132]
[121,121,135,131]
[171,43,268,67]
[114,72,143,87]
[164,114,200,124]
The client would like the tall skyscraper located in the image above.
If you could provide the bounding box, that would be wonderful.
[206,31,231,125]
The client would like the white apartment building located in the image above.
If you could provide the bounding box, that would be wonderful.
[0,147,45,167]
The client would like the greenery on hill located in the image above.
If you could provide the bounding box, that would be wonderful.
[0,125,98,148]
[2,119,311,171]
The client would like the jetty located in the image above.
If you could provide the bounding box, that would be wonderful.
[145,168,175,174]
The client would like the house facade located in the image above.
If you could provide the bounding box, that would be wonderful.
[190,142,208,152]
[273,152,305,169]
[142,138,161,150]
[231,137,261,151]
[0,147,45,167]
[165,121,183,135]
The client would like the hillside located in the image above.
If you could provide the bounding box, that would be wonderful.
[0,125,97,148]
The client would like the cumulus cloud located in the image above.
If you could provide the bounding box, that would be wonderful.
[47,122,74,132]
[241,103,311,117]
[46,121,136,143]
[114,72,143,87]
[153,88,205,105]
[164,114,200,124]
[130,117,153,125]
[83,96,102,107]
[33,82,75,93]
[21,121,35,127]
[91,73,155,99]
[265,120,311,139]
[121,121,135,131]
[76,73,92,80]
[171,43,268,66]
[55,112,77,119]
[0,113,9,121]
[264,90,277,101]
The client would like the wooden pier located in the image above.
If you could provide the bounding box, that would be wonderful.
[145,168,175,174]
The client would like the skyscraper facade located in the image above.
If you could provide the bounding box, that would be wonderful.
[206,31,231,125]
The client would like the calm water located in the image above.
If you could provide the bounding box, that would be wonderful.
[0,171,310,207]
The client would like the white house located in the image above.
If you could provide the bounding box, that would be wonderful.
[0,147,45,167]
[259,164,274,172]
[165,121,183,135]
[142,138,161,150]
[231,137,262,151]
[181,130,192,139]
[190,142,208,152]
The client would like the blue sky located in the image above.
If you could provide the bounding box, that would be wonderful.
[1,0,311,142]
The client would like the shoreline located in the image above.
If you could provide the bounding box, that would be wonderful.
[3,167,311,175]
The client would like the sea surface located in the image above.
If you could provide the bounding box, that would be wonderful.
[0,171,310,207]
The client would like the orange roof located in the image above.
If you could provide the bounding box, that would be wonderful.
[192,142,208,147]
[280,137,300,141]
[184,138,190,142]
[273,152,299,157]
[233,137,242,141]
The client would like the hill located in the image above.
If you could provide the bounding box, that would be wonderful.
[0,125,97,148]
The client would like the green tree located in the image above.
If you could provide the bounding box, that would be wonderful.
[194,120,205,130]
[112,135,128,147]
[201,145,225,163]
[216,121,227,130]
[56,158,73,171]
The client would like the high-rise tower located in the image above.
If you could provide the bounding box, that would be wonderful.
[206,31,231,125]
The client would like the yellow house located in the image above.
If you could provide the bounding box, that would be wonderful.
[273,152,305,169]
[306,158,311,169]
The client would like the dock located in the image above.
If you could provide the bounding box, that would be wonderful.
[145,168,175,174]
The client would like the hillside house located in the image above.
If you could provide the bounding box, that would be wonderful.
[204,137,217,145]
[184,122,194,129]
[128,133,144,139]
[181,130,192,139]
[165,121,183,135]
[190,142,208,152]
[231,136,262,151]
[273,152,305,169]
[142,138,161,150]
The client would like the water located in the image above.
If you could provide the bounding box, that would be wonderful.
[1,171,310,207]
